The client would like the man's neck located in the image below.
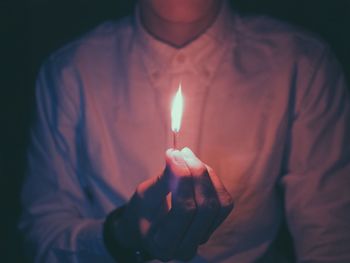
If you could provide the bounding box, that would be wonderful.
[139,2,222,48]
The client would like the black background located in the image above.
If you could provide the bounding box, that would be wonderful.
[1,0,349,262]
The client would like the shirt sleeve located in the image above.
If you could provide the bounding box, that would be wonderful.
[281,46,350,262]
[18,56,115,262]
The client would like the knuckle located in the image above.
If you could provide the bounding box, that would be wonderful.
[206,197,221,211]
[198,197,220,213]
[221,199,234,215]
[135,182,147,198]
[175,199,197,214]
[183,199,197,214]
[221,192,234,207]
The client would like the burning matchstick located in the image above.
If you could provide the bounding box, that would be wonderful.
[171,84,183,149]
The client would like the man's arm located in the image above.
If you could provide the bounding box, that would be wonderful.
[18,57,115,262]
[281,46,350,262]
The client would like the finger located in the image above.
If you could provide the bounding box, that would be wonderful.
[181,147,206,176]
[199,165,234,244]
[182,148,218,210]
[121,172,170,242]
[175,148,220,257]
[133,148,181,213]
[206,165,234,214]
[174,172,220,260]
[165,148,192,175]
[134,168,170,211]
[147,150,197,261]
[127,151,175,233]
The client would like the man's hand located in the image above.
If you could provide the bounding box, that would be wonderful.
[106,147,234,262]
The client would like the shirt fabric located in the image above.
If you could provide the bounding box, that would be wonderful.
[19,1,350,262]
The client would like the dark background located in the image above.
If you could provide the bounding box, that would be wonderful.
[1,0,349,262]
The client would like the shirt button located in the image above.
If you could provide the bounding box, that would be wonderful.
[176,53,186,63]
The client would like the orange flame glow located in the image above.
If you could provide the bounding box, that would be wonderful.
[171,84,183,133]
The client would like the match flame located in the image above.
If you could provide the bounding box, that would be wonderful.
[171,84,183,133]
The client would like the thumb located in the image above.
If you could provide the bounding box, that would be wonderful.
[136,169,170,206]
[135,149,190,205]
[165,148,192,193]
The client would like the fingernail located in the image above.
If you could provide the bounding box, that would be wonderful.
[171,150,186,166]
[174,155,186,165]
[181,147,195,158]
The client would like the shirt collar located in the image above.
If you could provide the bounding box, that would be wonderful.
[133,0,234,86]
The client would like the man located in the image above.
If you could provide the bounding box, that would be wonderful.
[20,0,350,262]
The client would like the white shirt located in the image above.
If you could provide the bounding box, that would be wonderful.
[20,1,350,262]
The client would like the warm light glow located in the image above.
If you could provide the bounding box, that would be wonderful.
[171,84,183,133]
